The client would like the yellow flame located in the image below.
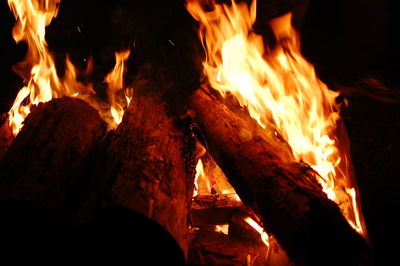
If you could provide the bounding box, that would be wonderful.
[215,224,229,235]
[8,0,62,134]
[7,0,131,134]
[105,49,132,128]
[187,0,365,235]
[193,158,211,196]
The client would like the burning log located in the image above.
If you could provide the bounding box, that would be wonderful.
[0,113,14,160]
[0,97,107,209]
[190,88,370,266]
[86,96,195,258]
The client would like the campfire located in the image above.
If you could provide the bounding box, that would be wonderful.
[1,0,384,265]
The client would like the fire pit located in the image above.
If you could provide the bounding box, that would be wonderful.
[1,0,399,265]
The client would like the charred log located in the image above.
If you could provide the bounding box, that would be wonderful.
[0,97,106,210]
[85,96,196,258]
[190,88,370,266]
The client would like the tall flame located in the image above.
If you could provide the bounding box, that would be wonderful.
[187,0,365,235]
[7,0,131,134]
[8,0,64,134]
[105,49,132,128]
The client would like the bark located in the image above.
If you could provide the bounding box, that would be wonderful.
[190,88,370,266]
[0,97,107,209]
[90,96,195,258]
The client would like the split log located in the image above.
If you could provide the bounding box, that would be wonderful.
[87,96,195,258]
[190,88,370,266]
[191,193,243,226]
[0,97,107,210]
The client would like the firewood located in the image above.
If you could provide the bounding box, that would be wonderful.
[190,88,370,266]
[86,96,196,258]
[0,97,107,209]
[191,193,243,226]
[188,225,270,265]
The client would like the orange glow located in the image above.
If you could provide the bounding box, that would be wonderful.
[214,224,229,235]
[193,158,211,196]
[7,0,131,134]
[193,150,239,197]
[187,0,365,236]
[105,49,132,128]
[244,217,270,247]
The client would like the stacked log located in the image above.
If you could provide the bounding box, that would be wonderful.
[190,88,370,266]
[83,96,196,259]
[0,97,107,210]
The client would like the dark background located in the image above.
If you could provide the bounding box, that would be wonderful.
[0,0,399,265]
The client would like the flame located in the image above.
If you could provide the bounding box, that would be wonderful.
[105,49,132,128]
[194,148,238,197]
[244,217,270,247]
[193,158,211,196]
[7,0,131,134]
[187,0,365,235]
[8,0,63,134]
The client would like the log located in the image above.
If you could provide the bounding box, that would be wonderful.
[87,96,196,258]
[190,88,370,266]
[0,97,107,210]
[191,193,243,226]
[188,225,270,265]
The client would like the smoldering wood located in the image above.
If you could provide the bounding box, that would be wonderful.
[191,193,243,226]
[85,96,196,258]
[0,113,14,160]
[0,97,107,209]
[190,88,370,266]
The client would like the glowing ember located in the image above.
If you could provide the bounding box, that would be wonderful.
[186,0,365,235]
[214,224,229,235]
[7,0,131,134]
[244,217,270,247]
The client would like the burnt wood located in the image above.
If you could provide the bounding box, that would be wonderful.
[190,88,370,266]
[0,97,106,209]
[87,96,196,258]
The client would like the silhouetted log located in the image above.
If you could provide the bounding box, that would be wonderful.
[91,96,195,258]
[0,113,14,160]
[0,97,107,209]
[191,193,243,226]
[190,88,369,266]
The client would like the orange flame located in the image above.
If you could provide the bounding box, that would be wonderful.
[187,0,365,236]
[7,0,131,134]
[105,49,132,128]
[193,158,211,196]
[194,151,239,197]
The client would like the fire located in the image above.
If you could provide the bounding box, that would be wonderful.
[193,153,238,197]
[214,224,229,235]
[7,0,131,134]
[193,159,208,197]
[244,217,270,247]
[186,0,365,235]
[105,50,133,128]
